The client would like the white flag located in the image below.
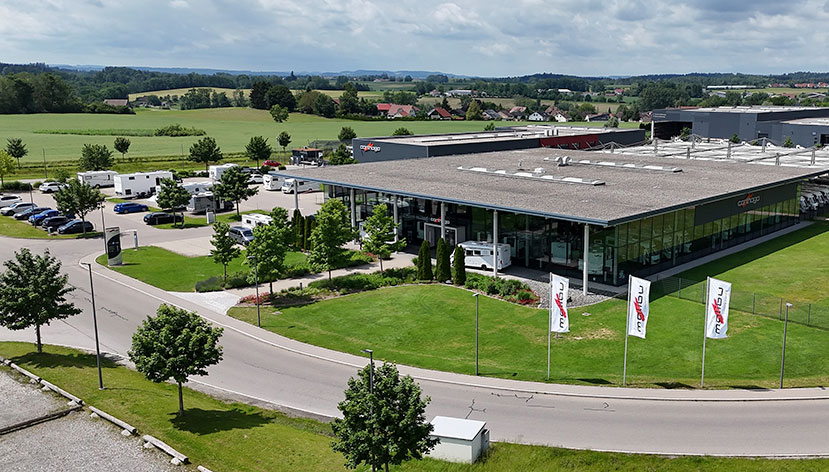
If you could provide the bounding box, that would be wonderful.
[550,274,569,333]
[705,277,731,339]
[627,276,651,339]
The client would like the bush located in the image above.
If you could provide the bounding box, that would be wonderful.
[464,273,537,302]
[195,276,224,293]
[225,270,251,289]
[278,165,287,170]
[0,181,33,191]
[154,124,206,137]
[309,266,416,293]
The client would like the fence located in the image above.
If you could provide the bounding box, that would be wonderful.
[651,275,827,330]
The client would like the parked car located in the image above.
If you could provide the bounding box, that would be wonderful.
[248,173,263,184]
[143,212,183,225]
[29,209,61,226]
[38,182,68,193]
[0,202,36,216]
[42,215,74,232]
[15,206,50,220]
[57,219,94,234]
[114,202,150,214]
[263,160,281,168]
[0,195,22,208]
[228,226,254,245]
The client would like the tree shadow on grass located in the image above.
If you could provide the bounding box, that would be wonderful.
[478,371,519,378]
[654,381,695,389]
[10,351,119,371]
[576,378,612,385]
[170,407,271,435]
[727,384,773,392]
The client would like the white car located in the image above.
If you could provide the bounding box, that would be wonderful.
[39,181,68,193]
[0,202,36,216]
[248,173,263,184]
[0,195,22,208]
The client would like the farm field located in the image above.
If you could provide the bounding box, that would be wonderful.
[127,87,249,101]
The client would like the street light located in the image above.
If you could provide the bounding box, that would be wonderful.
[472,293,479,376]
[780,302,792,389]
[247,255,261,327]
[360,348,375,472]
[81,262,104,390]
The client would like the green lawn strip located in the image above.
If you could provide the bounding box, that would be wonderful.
[1,342,826,472]
[0,214,101,239]
[229,284,829,388]
[96,246,307,292]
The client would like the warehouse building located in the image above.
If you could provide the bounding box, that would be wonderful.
[652,106,829,147]
[351,126,646,163]
[277,147,822,289]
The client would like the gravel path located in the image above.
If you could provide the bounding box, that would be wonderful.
[0,369,64,428]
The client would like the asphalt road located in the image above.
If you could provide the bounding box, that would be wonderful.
[1,192,829,456]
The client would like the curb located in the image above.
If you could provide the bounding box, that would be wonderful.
[142,434,189,465]
[89,405,137,436]
[8,362,41,383]
[0,404,83,435]
[40,379,84,405]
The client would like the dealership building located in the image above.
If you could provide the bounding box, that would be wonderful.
[278,147,822,289]
[352,126,646,163]
[652,106,829,147]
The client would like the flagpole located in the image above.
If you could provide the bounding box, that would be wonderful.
[547,273,552,381]
[701,277,709,388]
[623,274,631,386]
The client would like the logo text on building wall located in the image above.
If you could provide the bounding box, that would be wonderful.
[737,193,760,208]
[359,142,381,153]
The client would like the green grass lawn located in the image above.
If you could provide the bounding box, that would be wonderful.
[1,342,825,472]
[95,246,307,292]
[0,214,101,239]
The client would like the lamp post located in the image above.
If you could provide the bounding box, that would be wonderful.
[81,262,104,390]
[472,293,479,376]
[247,255,261,327]
[780,302,792,389]
[360,348,375,472]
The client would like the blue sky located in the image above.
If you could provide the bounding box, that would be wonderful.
[1,0,828,77]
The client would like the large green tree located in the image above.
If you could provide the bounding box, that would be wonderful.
[329,143,357,165]
[0,249,80,353]
[332,362,437,472]
[245,207,290,293]
[129,304,223,415]
[269,104,289,123]
[53,179,105,235]
[434,238,451,282]
[245,136,272,167]
[0,150,15,188]
[78,143,114,171]
[113,136,131,160]
[214,166,258,217]
[361,204,404,273]
[265,85,296,111]
[277,131,292,153]
[5,137,27,169]
[210,221,240,283]
[309,199,355,280]
[188,136,222,171]
[465,100,483,121]
[156,178,191,228]
[338,126,357,142]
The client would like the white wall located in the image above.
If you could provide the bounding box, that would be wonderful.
[427,436,476,463]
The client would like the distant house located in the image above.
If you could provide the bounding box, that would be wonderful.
[132,96,149,107]
[639,111,653,123]
[483,109,500,121]
[497,110,512,121]
[553,111,570,123]
[585,113,610,122]
[387,104,419,119]
[427,107,452,120]
[376,103,393,114]
[429,90,442,97]
[528,111,550,122]
[103,98,129,107]
[557,88,572,94]
[447,89,473,97]
[508,106,527,120]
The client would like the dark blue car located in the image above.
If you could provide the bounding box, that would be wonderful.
[57,219,94,234]
[114,202,149,214]
[15,206,50,220]
[29,209,60,226]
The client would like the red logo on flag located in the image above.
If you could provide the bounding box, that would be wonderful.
[711,302,724,324]
[634,299,645,321]
[555,294,566,318]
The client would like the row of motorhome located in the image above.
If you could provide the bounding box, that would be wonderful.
[77,170,173,198]
[801,181,829,218]
[263,173,316,193]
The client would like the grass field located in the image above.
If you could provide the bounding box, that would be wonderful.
[94,246,307,292]
[127,87,248,101]
[1,342,826,471]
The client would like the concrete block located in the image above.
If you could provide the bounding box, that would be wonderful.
[90,412,100,419]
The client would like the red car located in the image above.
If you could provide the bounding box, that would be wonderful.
[263,160,282,168]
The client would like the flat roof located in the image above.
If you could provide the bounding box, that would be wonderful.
[357,126,637,147]
[430,416,486,441]
[782,117,829,126]
[669,106,829,114]
[277,148,825,226]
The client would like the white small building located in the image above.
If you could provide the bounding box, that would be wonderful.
[77,170,118,188]
[427,416,489,464]
[114,171,173,197]
[209,163,238,181]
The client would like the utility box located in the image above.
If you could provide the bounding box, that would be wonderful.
[427,416,489,464]
[206,211,216,224]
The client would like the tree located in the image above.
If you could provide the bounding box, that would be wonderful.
[312,94,336,118]
[114,136,131,160]
[215,166,258,217]
[156,178,191,228]
[417,240,432,281]
[269,104,289,123]
[53,180,105,235]
[278,131,292,153]
[0,150,15,188]
[304,216,314,250]
[265,85,296,111]
[329,143,357,165]
[362,204,404,273]
[129,304,223,415]
[783,136,795,148]
[5,138,27,169]
[78,143,114,171]
[484,122,495,131]
[465,100,482,121]
[392,127,412,136]
[249,81,271,109]
[434,238,451,282]
[332,362,437,472]
[291,209,304,249]
[309,199,355,280]
[245,207,289,293]
[245,136,272,167]
[452,245,466,286]
[604,116,620,128]
[0,249,80,354]
[188,136,222,172]
[338,126,357,142]
[730,133,741,144]
[210,222,240,284]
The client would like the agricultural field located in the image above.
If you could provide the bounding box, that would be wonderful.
[127,87,248,101]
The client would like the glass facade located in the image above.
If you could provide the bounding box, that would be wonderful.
[326,183,801,286]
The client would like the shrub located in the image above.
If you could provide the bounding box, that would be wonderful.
[0,181,33,191]
[225,270,251,289]
[154,124,206,137]
[309,266,416,294]
[278,165,287,170]
[452,245,466,286]
[195,276,224,293]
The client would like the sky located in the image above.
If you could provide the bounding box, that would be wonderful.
[1,0,829,77]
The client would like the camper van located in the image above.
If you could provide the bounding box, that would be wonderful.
[241,213,273,227]
[281,178,316,194]
[77,171,118,188]
[263,173,284,191]
[114,171,173,197]
[186,192,234,214]
[182,181,214,194]
[454,241,512,271]
[209,163,238,181]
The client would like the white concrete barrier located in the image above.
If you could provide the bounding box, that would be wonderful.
[89,405,137,435]
[142,435,189,465]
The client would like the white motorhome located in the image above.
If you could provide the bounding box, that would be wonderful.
[454,241,512,271]
[263,173,284,191]
[77,170,118,188]
[241,213,273,227]
[209,163,238,181]
[114,171,173,197]
[281,178,316,194]
[182,181,214,194]
[186,192,233,214]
